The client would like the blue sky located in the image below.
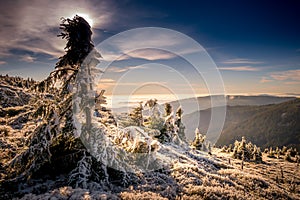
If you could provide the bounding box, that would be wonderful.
[0,0,299,96]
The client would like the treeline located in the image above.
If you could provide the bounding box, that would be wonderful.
[221,137,300,163]
[265,146,300,163]
[221,137,262,162]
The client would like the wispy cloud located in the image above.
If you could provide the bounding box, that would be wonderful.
[101,49,177,62]
[219,66,260,71]
[107,65,148,73]
[20,55,36,63]
[222,58,263,65]
[261,69,300,85]
[219,58,263,72]
[0,61,6,65]
[270,69,300,81]
[126,49,176,61]
[99,28,203,62]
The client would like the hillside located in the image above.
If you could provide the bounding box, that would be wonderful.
[0,75,299,199]
[183,99,300,150]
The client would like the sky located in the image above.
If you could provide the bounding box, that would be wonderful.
[0,0,300,99]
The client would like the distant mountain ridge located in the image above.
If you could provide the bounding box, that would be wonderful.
[113,94,295,115]
[169,95,296,115]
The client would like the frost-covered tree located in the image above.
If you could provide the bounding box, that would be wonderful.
[164,102,172,117]
[252,146,262,162]
[233,137,248,160]
[129,102,144,126]
[175,107,186,142]
[267,147,275,158]
[155,103,175,143]
[284,150,293,162]
[281,146,288,154]
[232,137,262,162]
[191,128,205,150]
[149,103,186,145]
[4,15,105,192]
[144,99,164,131]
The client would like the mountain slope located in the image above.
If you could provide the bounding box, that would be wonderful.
[0,75,299,199]
[183,99,300,150]
[217,99,300,150]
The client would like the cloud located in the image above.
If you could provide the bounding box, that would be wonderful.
[0,1,114,59]
[0,61,6,65]
[222,59,263,65]
[101,49,177,62]
[107,65,148,73]
[99,28,203,62]
[126,49,176,61]
[270,69,300,81]
[20,55,36,63]
[219,66,260,71]
[112,31,184,50]
[260,76,273,83]
[261,69,300,85]
[220,58,264,72]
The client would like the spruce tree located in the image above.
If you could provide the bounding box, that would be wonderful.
[156,103,174,143]
[191,128,205,150]
[175,107,186,142]
[129,101,144,126]
[145,99,164,130]
[164,103,172,117]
